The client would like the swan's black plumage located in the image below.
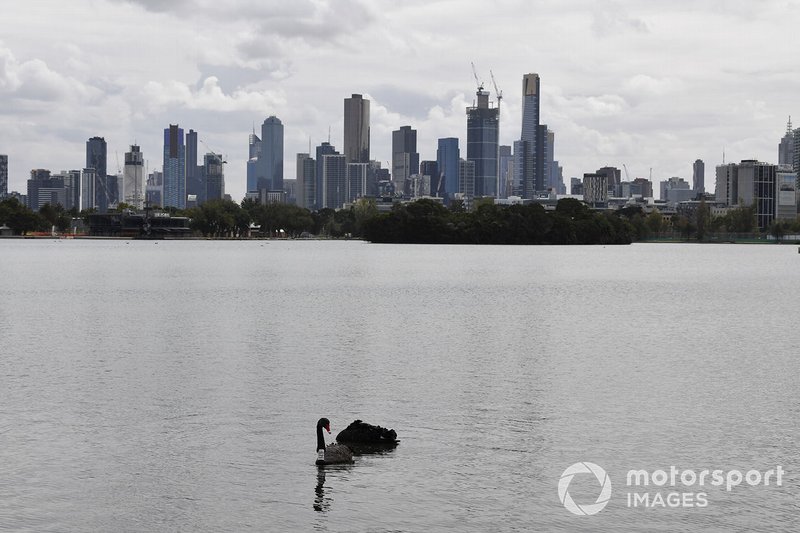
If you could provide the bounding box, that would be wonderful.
[336,420,399,447]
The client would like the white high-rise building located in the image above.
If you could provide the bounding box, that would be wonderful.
[123,145,145,209]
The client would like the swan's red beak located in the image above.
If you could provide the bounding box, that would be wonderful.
[324,424,331,433]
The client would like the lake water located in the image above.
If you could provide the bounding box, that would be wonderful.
[1,240,798,532]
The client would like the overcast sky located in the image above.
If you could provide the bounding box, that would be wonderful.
[1,0,798,200]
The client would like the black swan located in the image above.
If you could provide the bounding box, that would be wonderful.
[336,419,399,452]
[316,418,354,465]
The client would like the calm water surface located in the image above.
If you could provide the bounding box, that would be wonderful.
[1,240,798,532]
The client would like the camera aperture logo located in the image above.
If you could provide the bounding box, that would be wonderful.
[558,462,612,516]
[559,462,785,515]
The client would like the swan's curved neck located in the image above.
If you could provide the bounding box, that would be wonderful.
[316,424,326,451]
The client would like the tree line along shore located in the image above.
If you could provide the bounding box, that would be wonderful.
[1,196,793,244]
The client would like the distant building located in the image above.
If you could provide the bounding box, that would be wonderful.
[54,170,81,211]
[551,161,565,194]
[0,154,7,198]
[516,73,543,198]
[27,169,66,211]
[778,117,794,167]
[163,124,186,209]
[123,145,145,209]
[258,116,284,192]
[776,166,797,220]
[498,145,513,199]
[632,177,654,198]
[545,129,555,190]
[392,126,419,194]
[596,167,622,196]
[715,160,777,230]
[407,174,431,198]
[81,168,97,211]
[420,160,440,197]
[344,94,370,164]
[693,159,705,195]
[296,153,315,209]
[283,178,297,205]
[322,153,347,209]
[660,177,692,205]
[315,142,338,209]
[583,173,608,207]
[146,171,163,208]
[570,177,583,196]
[186,129,203,205]
[86,136,110,212]
[247,130,262,194]
[466,86,499,197]
[437,138,460,201]
[459,158,475,197]
[347,162,369,203]
[86,137,107,181]
[204,153,225,201]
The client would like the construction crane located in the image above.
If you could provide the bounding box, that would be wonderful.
[471,61,484,91]
[200,140,227,165]
[490,70,503,198]
[490,70,503,108]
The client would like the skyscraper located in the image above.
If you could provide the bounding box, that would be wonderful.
[693,159,705,195]
[86,137,107,179]
[715,160,776,230]
[778,117,793,167]
[81,168,96,211]
[545,129,555,190]
[86,136,109,211]
[596,167,622,196]
[54,170,81,211]
[204,153,225,201]
[420,160,440,197]
[459,158,476,197]
[27,170,65,211]
[258,116,284,192]
[466,87,499,197]
[436,138,460,199]
[322,153,347,209]
[0,155,7,198]
[296,153,315,209]
[146,171,163,208]
[247,130,262,193]
[123,145,145,209]
[344,94,370,164]
[498,145,513,198]
[185,129,204,205]
[347,162,369,203]
[392,126,419,193]
[516,73,544,198]
[315,142,338,209]
[163,124,186,209]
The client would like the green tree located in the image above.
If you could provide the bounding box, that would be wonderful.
[645,210,663,234]
[0,198,44,234]
[695,198,710,241]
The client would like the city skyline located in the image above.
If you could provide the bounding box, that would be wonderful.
[0,1,798,201]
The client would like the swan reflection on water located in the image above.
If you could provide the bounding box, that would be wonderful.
[313,469,330,513]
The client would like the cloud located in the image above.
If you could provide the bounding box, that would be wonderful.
[0,45,103,106]
[140,76,286,114]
